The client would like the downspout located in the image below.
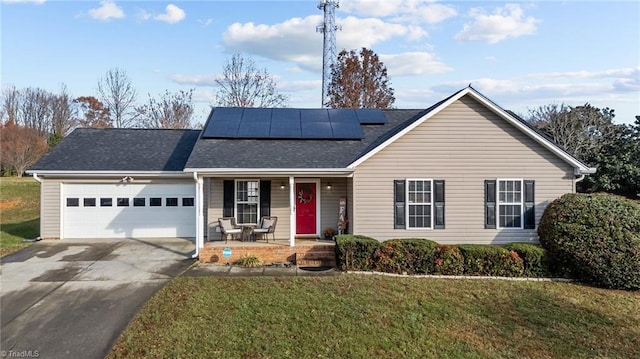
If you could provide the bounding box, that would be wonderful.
[574,172,586,193]
[32,173,42,183]
[191,171,203,259]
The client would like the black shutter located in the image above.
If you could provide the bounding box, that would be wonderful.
[260,180,271,217]
[394,180,405,229]
[223,180,234,217]
[523,180,535,229]
[484,180,496,229]
[434,180,445,229]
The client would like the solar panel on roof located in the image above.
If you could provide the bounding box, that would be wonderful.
[237,108,271,138]
[355,109,387,124]
[201,107,365,140]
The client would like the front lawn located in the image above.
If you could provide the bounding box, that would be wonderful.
[109,275,640,358]
[1,177,40,256]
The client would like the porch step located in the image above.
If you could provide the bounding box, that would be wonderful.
[296,258,337,267]
[295,250,336,267]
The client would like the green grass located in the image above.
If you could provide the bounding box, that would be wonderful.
[1,177,40,256]
[109,275,640,359]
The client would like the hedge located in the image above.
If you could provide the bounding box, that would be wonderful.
[374,238,438,274]
[538,193,640,290]
[502,243,550,277]
[458,244,524,277]
[334,236,551,277]
[335,235,379,271]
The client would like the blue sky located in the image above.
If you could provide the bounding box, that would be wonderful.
[2,0,639,126]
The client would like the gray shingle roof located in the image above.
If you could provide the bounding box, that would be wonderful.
[30,128,200,172]
[184,109,425,169]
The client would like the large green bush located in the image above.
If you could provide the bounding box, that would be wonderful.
[374,238,438,274]
[503,243,550,277]
[434,245,465,275]
[538,193,640,290]
[335,235,380,271]
[458,244,524,277]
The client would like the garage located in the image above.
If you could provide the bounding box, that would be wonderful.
[62,183,196,239]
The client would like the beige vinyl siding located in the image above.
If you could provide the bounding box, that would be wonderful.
[319,178,349,232]
[352,95,575,244]
[206,178,290,240]
[40,179,61,239]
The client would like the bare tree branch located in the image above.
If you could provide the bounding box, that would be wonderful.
[135,89,194,129]
[97,68,138,127]
[214,53,288,108]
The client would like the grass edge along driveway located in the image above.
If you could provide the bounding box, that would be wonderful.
[1,177,39,257]
[109,275,640,359]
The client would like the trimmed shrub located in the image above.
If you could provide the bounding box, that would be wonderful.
[434,245,465,275]
[335,234,380,271]
[458,244,524,277]
[503,243,550,277]
[234,255,263,268]
[538,193,640,290]
[374,238,438,274]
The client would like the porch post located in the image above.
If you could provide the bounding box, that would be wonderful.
[289,175,295,247]
[195,174,204,256]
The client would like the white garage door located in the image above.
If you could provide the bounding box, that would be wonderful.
[62,183,196,239]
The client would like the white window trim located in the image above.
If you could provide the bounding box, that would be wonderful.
[497,178,524,229]
[405,178,433,230]
[235,179,260,225]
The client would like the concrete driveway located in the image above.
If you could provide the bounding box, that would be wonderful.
[0,238,195,359]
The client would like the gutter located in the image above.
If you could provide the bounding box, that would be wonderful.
[192,171,200,259]
[32,173,42,183]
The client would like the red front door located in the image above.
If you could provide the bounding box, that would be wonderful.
[296,182,317,235]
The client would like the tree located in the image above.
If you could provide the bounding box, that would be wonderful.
[18,87,52,137]
[526,103,615,161]
[1,85,20,123]
[135,89,194,129]
[214,53,288,107]
[97,68,137,127]
[48,84,76,148]
[0,120,48,176]
[74,96,112,128]
[326,47,395,109]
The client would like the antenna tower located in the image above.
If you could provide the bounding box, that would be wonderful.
[316,0,340,108]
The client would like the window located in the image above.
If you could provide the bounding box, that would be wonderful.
[182,197,194,207]
[84,198,96,207]
[166,198,178,207]
[150,197,162,207]
[236,180,259,224]
[133,198,145,207]
[407,180,432,229]
[66,198,79,207]
[394,179,445,230]
[117,198,129,207]
[498,180,523,228]
[100,198,112,207]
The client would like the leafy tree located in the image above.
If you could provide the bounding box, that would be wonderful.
[97,68,138,127]
[0,120,48,176]
[214,52,288,107]
[74,96,112,128]
[326,47,395,109]
[135,89,194,129]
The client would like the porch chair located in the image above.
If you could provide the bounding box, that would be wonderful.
[218,217,242,243]
[253,216,277,243]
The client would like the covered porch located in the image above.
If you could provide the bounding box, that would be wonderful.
[190,171,352,265]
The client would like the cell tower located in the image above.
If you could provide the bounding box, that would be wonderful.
[317,0,340,108]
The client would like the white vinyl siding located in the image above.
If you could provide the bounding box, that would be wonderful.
[352,94,576,244]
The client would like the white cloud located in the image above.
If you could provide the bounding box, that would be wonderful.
[222,15,429,72]
[527,67,639,80]
[340,0,457,24]
[198,18,213,27]
[381,52,452,76]
[154,4,185,24]
[455,4,539,44]
[88,0,124,21]
[170,74,220,87]
[278,80,322,92]
[1,0,46,4]
[136,9,151,21]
